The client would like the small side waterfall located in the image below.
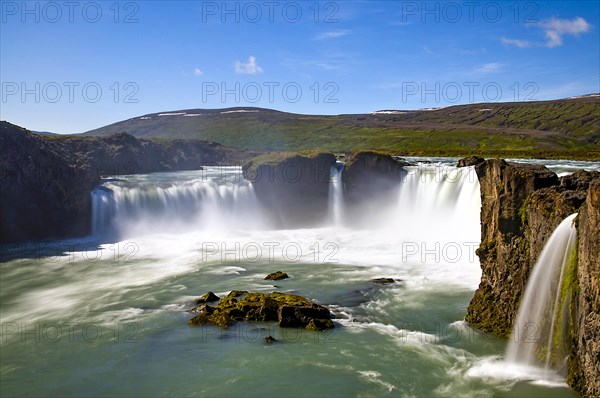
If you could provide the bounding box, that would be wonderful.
[505,213,578,377]
[328,162,344,226]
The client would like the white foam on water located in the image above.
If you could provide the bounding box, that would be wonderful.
[357,370,396,392]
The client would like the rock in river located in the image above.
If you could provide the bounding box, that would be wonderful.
[264,271,289,281]
[188,291,334,331]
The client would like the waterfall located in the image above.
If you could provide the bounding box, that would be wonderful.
[391,164,481,242]
[91,167,265,237]
[91,163,482,246]
[505,213,578,377]
[328,162,344,226]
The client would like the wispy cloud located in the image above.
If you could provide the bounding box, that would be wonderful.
[541,17,591,47]
[315,30,351,40]
[473,62,503,74]
[193,68,203,76]
[501,17,591,48]
[234,56,263,75]
[501,37,533,48]
[283,58,342,71]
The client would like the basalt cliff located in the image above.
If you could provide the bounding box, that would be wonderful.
[463,158,599,397]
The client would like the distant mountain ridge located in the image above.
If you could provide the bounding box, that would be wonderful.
[80,94,598,159]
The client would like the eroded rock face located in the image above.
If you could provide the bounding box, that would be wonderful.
[242,152,336,227]
[188,291,334,331]
[465,159,560,335]
[457,156,485,167]
[1,123,98,242]
[342,151,409,218]
[465,158,599,396]
[569,179,600,397]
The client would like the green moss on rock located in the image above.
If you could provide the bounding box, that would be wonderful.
[188,291,334,331]
[264,271,289,281]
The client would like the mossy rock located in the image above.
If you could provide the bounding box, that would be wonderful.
[306,319,335,331]
[265,271,289,281]
[264,335,276,344]
[188,291,334,331]
[194,291,220,304]
[188,304,234,328]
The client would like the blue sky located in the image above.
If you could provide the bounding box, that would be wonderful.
[1,0,598,133]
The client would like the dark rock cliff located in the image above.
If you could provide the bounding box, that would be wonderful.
[242,150,412,228]
[569,179,600,397]
[462,157,599,397]
[242,152,336,227]
[1,123,97,242]
[342,151,409,223]
[464,159,559,336]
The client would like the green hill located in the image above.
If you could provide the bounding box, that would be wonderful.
[84,95,600,160]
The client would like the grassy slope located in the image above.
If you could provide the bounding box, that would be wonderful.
[83,96,600,160]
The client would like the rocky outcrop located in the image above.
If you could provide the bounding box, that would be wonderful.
[188,291,334,331]
[457,156,485,167]
[569,179,600,396]
[1,123,98,242]
[465,158,599,396]
[242,152,336,227]
[342,151,409,217]
[465,159,559,335]
[265,271,289,281]
[1,121,245,243]
[371,278,398,285]
[194,291,220,304]
[242,150,412,228]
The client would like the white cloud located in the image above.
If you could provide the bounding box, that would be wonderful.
[501,17,591,49]
[540,17,591,47]
[474,62,503,74]
[193,68,203,76]
[501,37,532,48]
[315,30,350,40]
[234,56,263,75]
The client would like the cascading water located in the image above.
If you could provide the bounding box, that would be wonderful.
[14,158,595,397]
[327,161,344,226]
[505,213,578,378]
[391,164,481,242]
[91,167,266,237]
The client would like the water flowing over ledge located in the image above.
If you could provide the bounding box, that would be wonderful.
[3,154,598,397]
[91,162,482,250]
[91,167,267,237]
[506,213,578,375]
